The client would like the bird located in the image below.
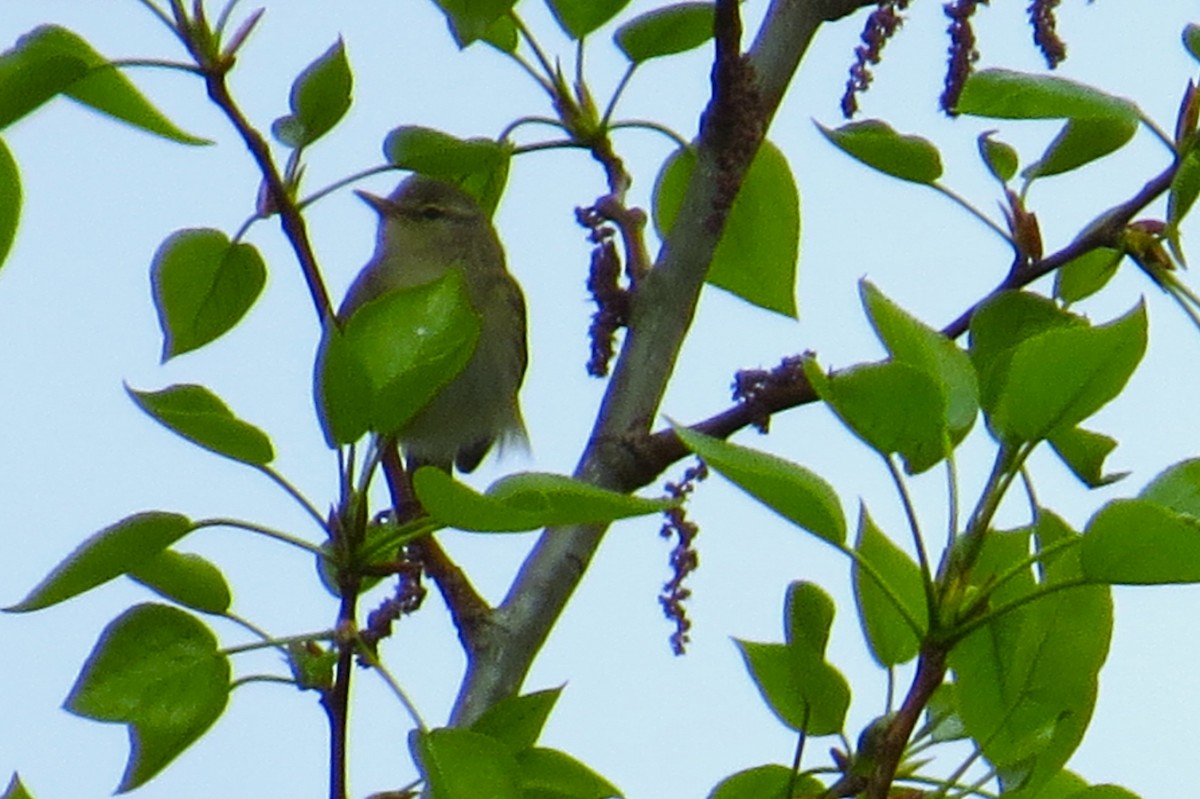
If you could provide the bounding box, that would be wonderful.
[339,174,528,473]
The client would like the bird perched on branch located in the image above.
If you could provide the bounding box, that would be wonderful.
[340,174,528,473]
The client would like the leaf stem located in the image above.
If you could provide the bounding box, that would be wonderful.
[609,119,692,150]
[601,63,638,128]
[498,115,569,143]
[106,57,204,74]
[222,610,274,642]
[921,747,994,799]
[575,36,586,94]
[931,183,1012,243]
[964,443,1030,538]
[231,673,299,690]
[212,0,245,40]
[357,642,429,731]
[512,139,589,156]
[504,48,556,96]
[841,538,927,640]
[1158,271,1200,332]
[884,456,935,613]
[222,629,336,656]
[945,449,960,551]
[254,464,328,529]
[1140,111,1177,153]
[133,0,177,32]
[952,577,1090,642]
[959,535,1080,627]
[511,12,557,93]
[297,164,398,211]
[194,517,326,557]
[786,706,809,799]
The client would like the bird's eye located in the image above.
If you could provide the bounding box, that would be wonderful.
[418,205,446,220]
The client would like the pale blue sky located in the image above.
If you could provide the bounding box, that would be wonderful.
[2,2,1199,797]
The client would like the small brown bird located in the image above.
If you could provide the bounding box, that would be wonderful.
[339,174,528,473]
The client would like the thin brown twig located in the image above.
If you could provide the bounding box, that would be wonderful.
[379,446,492,651]
[866,648,949,798]
[167,13,362,798]
[202,73,336,324]
[319,609,357,799]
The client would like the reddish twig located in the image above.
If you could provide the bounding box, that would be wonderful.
[629,161,1178,490]
[379,446,492,650]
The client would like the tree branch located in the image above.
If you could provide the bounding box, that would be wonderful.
[448,0,866,727]
[627,160,1178,487]
[379,446,492,652]
[865,648,947,799]
[201,70,336,324]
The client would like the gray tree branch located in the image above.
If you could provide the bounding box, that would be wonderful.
[449,0,879,726]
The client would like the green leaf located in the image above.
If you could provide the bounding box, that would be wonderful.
[6,512,192,612]
[313,322,371,445]
[736,582,850,736]
[968,291,1083,412]
[481,15,519,52]
[471,687,562,753]
[1069,787,1141,799]
[1024,117,1137,179]
[978,131,1018,183]
[1048,426,1125,488]
[516,747,624,799]
[786,580,835,653]
[547,0,632,39]
[1053,247,1122,303]
[653,140,799,316]
[861,280,978,439]
[0,26,208,144]
[955,68,1139,122]
[614,3,714,63]
[708,765,822,799]
[1140,458,1200,518]
[415,727,523,799]
[1010,770,1087,799]
[1082,499,1200,584]
[817,119,943,184]
[128,550,232,614]
[804,357,948,474]
[286,639,337,691]
[431,0,519,48]
[0,29,88,129]
[316,269,481,446]
[65,604,229,791]
[852,508,927,666]
[1184,23,1200,64]
[0,137,18,270]
[383,126,512,216]
[675,427,845,546]
[151,228,267,359]
[988,303,1147,443]
[415,468,670,532]
[1168,147,1200,236]
[925,683,967,742]
[128,384,275,466]
[271,39,352,148]
[2,774,34,799]
[951,517,1110,795]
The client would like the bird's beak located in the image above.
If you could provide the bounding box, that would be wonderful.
[355,189,395,216]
